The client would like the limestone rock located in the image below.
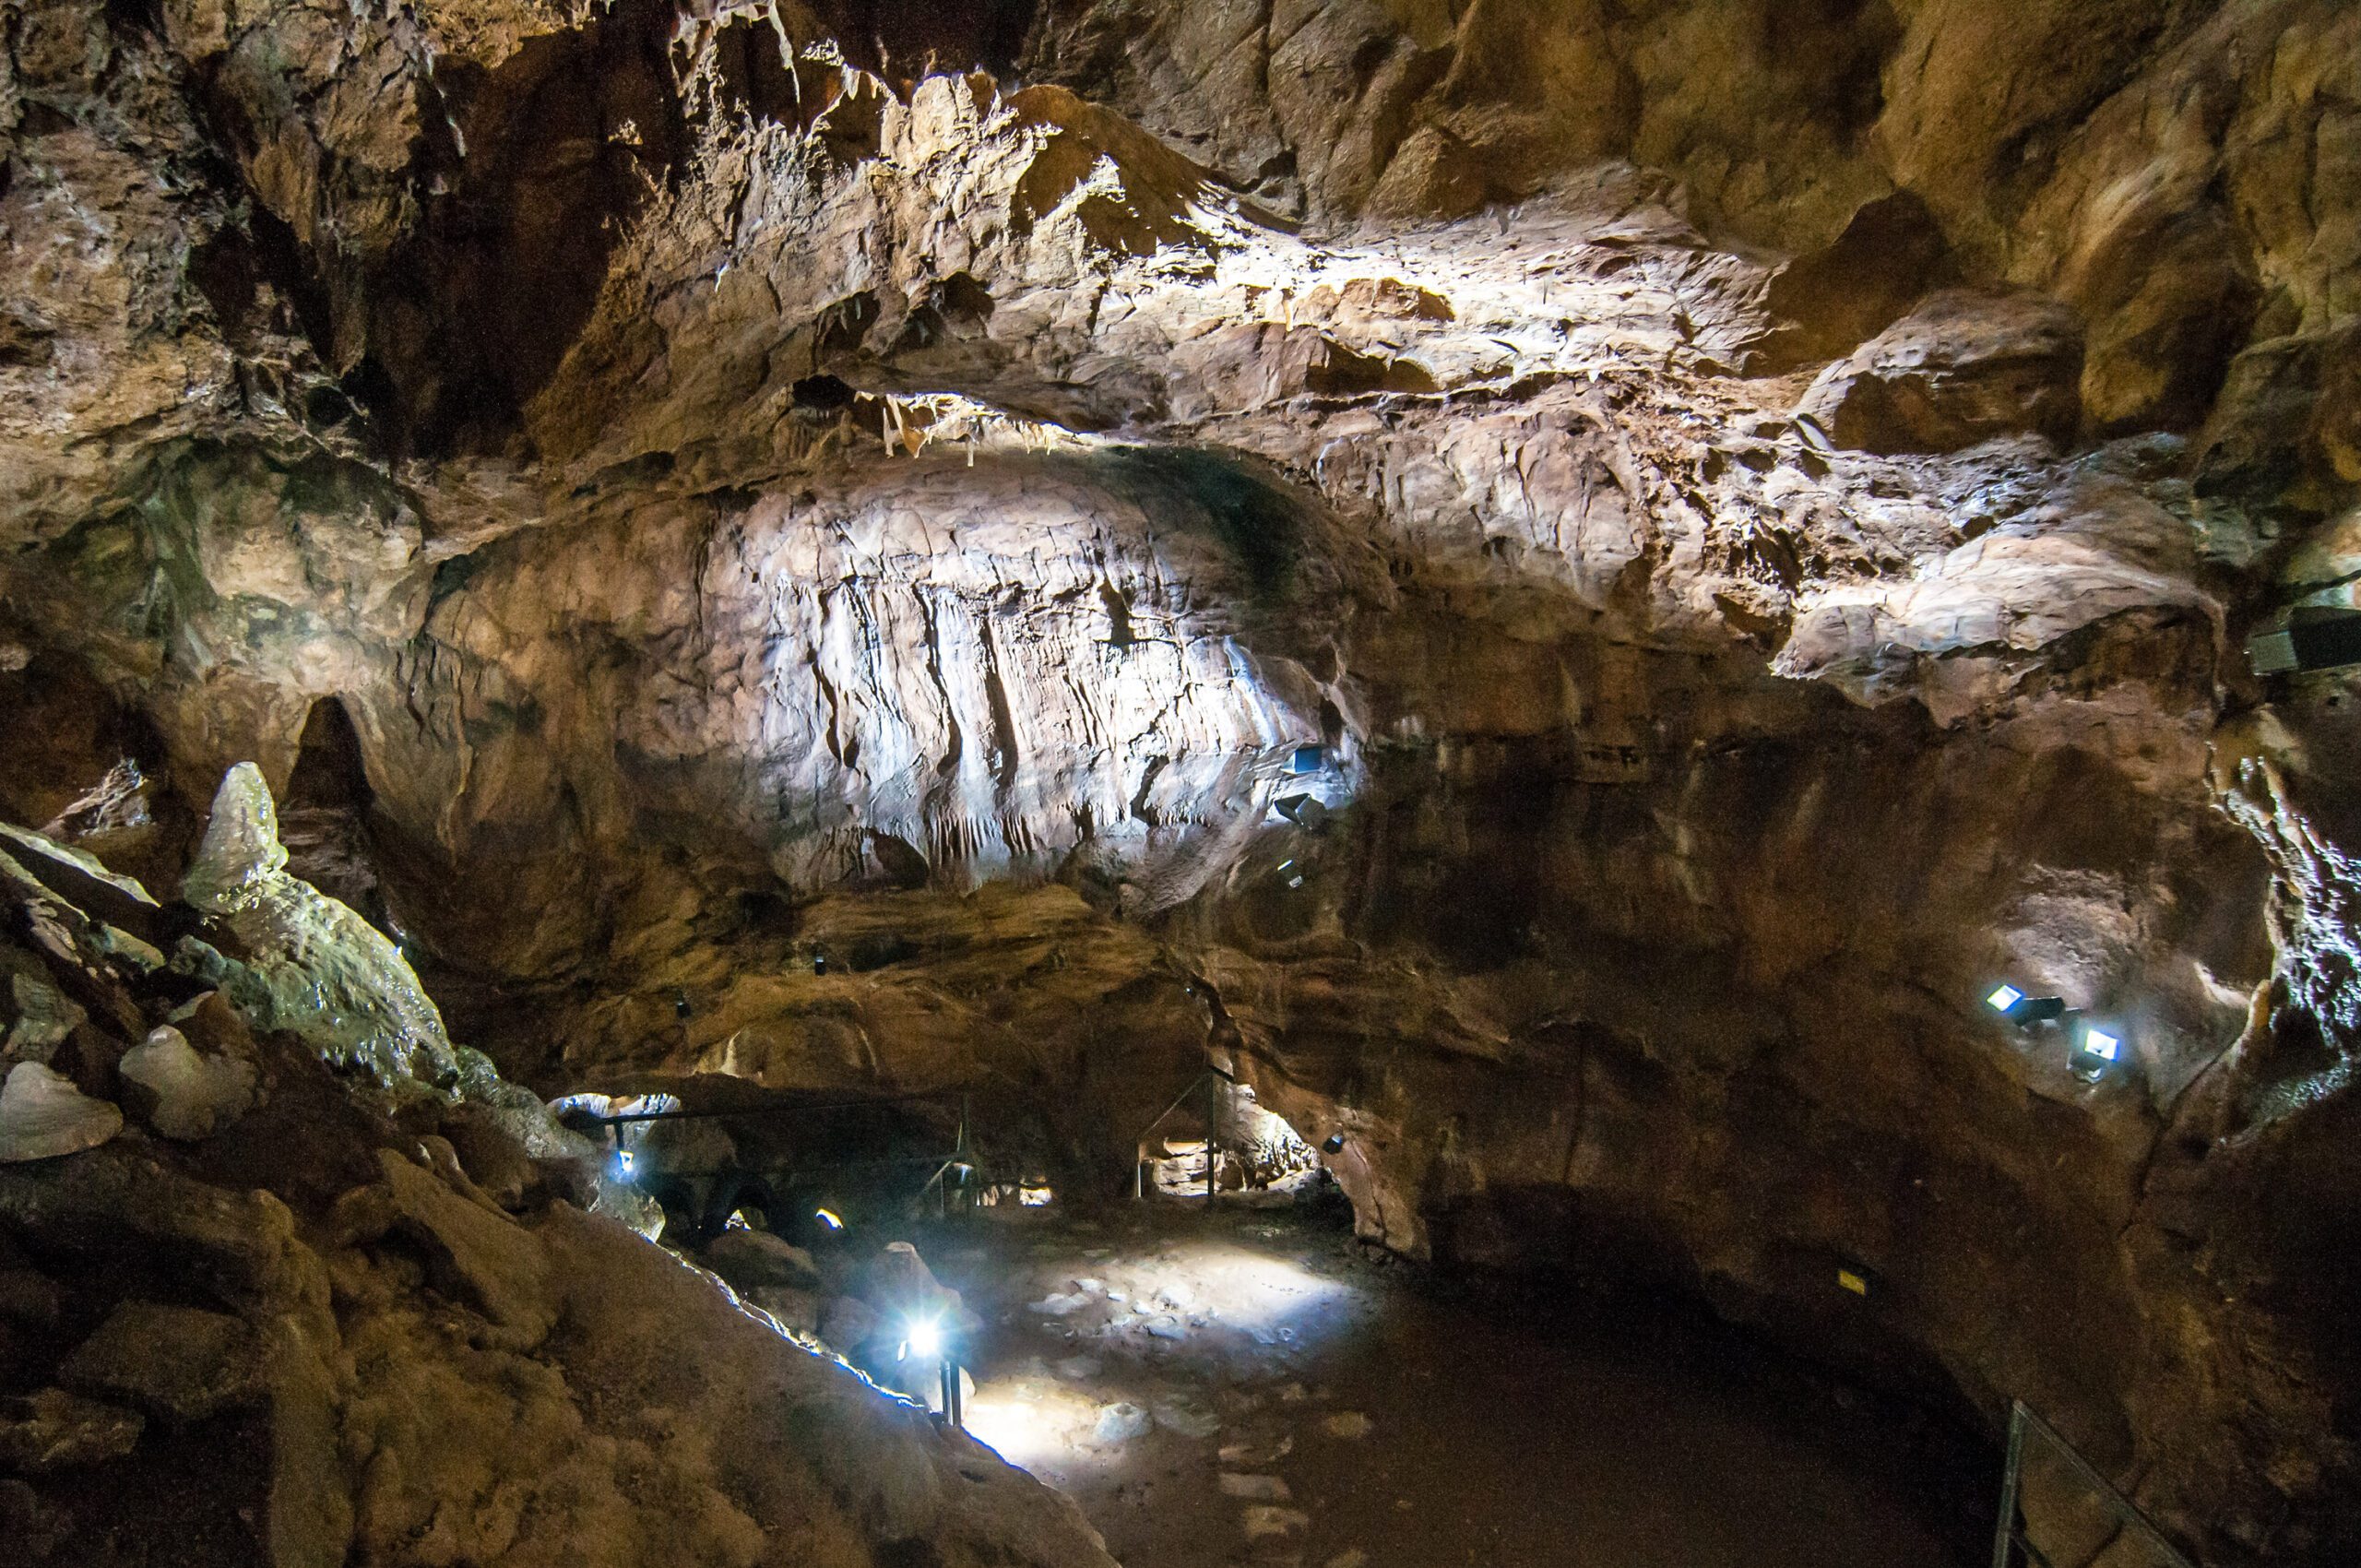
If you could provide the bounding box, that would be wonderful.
[59,1301,264,1428]
[373,1148,554,1347]
[1797,291,2085,454]
[178,766,461,1090]
[0,1269,64,1332]
[181,763,289,914]
[117,1025,256,1140]
[0,1388,143,1472]
[1092,1402,1151,1443]
[700,1228,820,1292]
[0,1146,319,1310]
[4,972,85,1063]
[0,1476,74,1560]
[0,1063,121,1163]
[821,1294,877,1350]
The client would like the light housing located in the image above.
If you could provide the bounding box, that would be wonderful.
[1321,1132,1347,1155]
[1986,983,2068,1028]
[2070,1026,2125,1079]
[904,1316,943,1361]
[2248,610,2361,675]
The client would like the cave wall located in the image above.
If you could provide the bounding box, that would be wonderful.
[4,0,2359,1562]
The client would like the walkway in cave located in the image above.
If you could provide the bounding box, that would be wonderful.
[911,1195,1991,1568]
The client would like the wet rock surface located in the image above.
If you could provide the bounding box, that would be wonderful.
[0,1,2356,1562]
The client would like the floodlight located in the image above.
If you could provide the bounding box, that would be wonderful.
[2248,610,2361,675]
[613,1149,637,1179]
[1291,745,1323,775]
[2068,1024,2126,1081]
[906,1316,943,1360]
[1985,983,2067,1028]
[1322,1133,1347,1155]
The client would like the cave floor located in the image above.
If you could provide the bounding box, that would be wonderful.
[909,1196,1989,1568]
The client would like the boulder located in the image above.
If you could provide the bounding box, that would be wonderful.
[374,1148,555,1348]
[0,1063,120,1163]
[700,1228,821,1292]
[0,1146,317,1308]
[117,1025,256,1141]
[435,1101,553,1211]
[742,1286,823,1336]
[0,1268,63,1330]
[0,1476,73,1560]
[4,971,84,1062]
[59,1301,264,1428]
[819,1294,878,1349]
[0,1388,143,1472]
[1797,290,2084,454]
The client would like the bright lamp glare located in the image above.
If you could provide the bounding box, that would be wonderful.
[906,1317,942,1360]
[2083,1029,2121,1062]
[614,1149,636,1176]
[814,1208,844,1231]
[1987,984,2024,1011]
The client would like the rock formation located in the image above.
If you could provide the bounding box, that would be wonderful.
[2,1,2356,1562]
[0,790,1119,1567]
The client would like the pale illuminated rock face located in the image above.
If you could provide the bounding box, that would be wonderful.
[2,1,2358,1560]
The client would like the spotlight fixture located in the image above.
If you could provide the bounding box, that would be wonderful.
[2070,1026,2124,1081]
[1291,745,1324,776]
[613,1149,637,1180]
[2247,609,2361,676]
[814,1207,845,1232]
[1985,983,2067,1028]
[1321,1132,1347,1155]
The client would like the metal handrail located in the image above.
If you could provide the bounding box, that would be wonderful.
[1992,1400,2200,1568]
[594,1088,969,1125]
[610,1091,980,1218]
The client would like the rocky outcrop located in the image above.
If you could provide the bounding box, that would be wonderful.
[3,1,2359,1563]
[0,791,1121,1568]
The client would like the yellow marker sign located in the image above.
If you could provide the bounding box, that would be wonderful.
[1836,1269,1869,1297]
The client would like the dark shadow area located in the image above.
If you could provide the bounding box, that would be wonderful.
[279,696,392,933]
[357,0,690,457]
[800,0,1039,84]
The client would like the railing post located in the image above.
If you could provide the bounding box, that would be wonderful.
[1204,1072,1218,1205]
[1991,1401,2026,1568]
